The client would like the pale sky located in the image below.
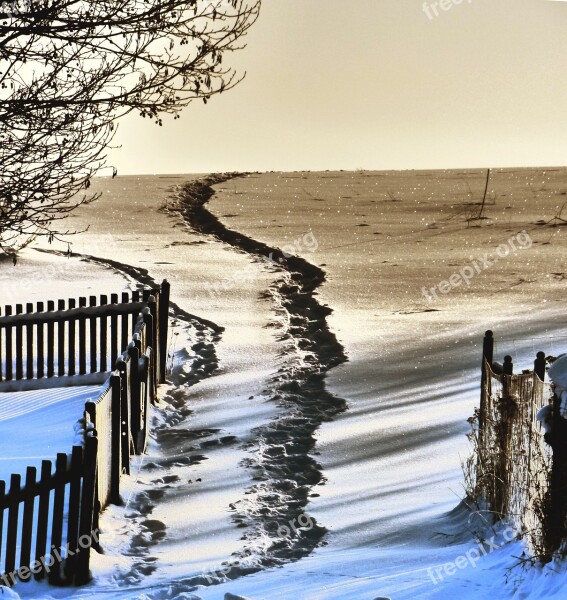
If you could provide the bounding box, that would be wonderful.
[108,0,567,174]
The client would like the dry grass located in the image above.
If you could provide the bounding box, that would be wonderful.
[464,362,554,560]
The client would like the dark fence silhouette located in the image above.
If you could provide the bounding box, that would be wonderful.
[0,281,170,586]
[0,438,98,587]
[0,282,170,391]
[86,297,159,512]
[469,330,560,559]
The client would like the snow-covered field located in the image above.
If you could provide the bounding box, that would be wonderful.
[2,168,567,599]
[0,385,103,484]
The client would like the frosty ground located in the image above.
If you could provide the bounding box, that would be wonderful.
[1,168,567,599]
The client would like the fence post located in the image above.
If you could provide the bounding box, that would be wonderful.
[147,297,158,387]
[159,279,170,383]
[110,373,122,505]
[136,348,152,452]
[64,446,83,582]
[78,297,87,375]
[4,305,12,381]
[483,330,494,363]
[495,355,516,517]
[57,300,66,377]
[76,435,98,586]
[5,473,21,576]
[34,460,52,581]
[68,298,77,377]
[128,345,142,454]
[479,330,494,433]
[116,358,131,475]
[503,355,513,376]
[534,351,546,381]
[110,294,119,368]
[15,303,23,380]
[25,303,34,380]
[543,383,567,556]
[143,306,154,350]
[37,301,45,379]
[85,401,96,430]
[84,402,100,534]
[145,348,155,412]
[48,453,67,584]
[89,296,98,374]
[100,295,108,372]
[19,466,36,580]
[143,306,157,399]
[47,301,55,378]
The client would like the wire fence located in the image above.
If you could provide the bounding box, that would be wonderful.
[465,330,563,560]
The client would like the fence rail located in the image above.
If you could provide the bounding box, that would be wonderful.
[0,283,169,389]
[0,280,170,586]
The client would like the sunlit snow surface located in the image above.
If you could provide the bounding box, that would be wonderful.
[0,385,104,483]
[3,168,567,599]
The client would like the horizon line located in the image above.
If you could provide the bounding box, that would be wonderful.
[93,164,567,178]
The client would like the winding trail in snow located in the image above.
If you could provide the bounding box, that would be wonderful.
[37,172,351,583]
[167,173,349,569]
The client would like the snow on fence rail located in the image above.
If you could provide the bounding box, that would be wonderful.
[466,330,565,560]
[0,280,170,587]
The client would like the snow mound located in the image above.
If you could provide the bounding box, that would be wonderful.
[548,354,567,389]
[548,354,567,417]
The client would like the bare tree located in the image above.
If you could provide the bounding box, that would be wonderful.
[0,0,261,253]
[0,105,112,256]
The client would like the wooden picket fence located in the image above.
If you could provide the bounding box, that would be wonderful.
[0,283,169,390]
[0,280,170,586]
[0,439,98,587]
